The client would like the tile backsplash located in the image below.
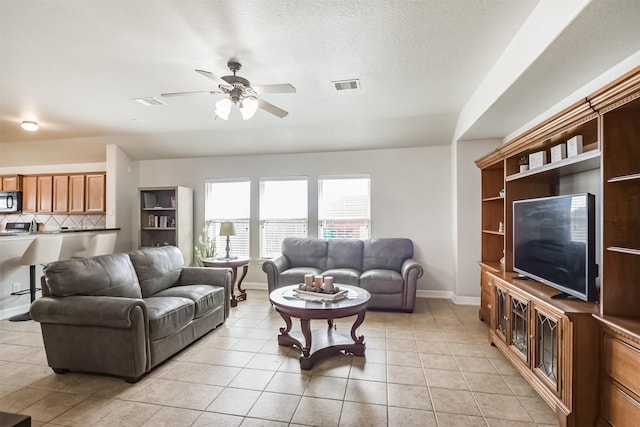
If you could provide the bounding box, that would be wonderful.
[0,213,106,231]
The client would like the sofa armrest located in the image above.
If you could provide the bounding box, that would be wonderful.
[179,266,233,318]
[262,255,290,294]
[401,258,424,282]
[30,295,147,329]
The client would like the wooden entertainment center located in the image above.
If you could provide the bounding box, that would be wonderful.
[476,67,640,426]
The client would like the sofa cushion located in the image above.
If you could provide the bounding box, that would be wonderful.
[144,296,195,341]
[321,268,360,286]
[43,253,142,298]
[153,285,224,319]
[326,239,363,271]
[282,238,327,270]
[279,267,322,286]
[360,269,405,294]
[129,246,184,298]
[363,238,413,272]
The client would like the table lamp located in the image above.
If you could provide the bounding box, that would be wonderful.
[218,222,237,260]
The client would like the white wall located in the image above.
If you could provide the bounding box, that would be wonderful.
[137,146,455,293]
[106,145,138,253]
[452,139,502,303]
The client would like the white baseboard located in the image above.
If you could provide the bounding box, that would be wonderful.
[0,303,32,321]
[451,295,481,306]
[1,284,479,320]
[416,289,453,300]
[241,282,268,291]
[248,283,479,306]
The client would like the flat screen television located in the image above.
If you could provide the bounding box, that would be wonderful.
[513,193,598,303]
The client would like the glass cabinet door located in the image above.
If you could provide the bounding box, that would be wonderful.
[534,308,559,390]
[495,287,507,341]
[510,296,528,359]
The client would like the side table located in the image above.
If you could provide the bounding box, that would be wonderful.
[202,256,251,307]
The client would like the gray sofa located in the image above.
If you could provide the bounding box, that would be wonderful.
[262,238,423,312]
[30,246,231,382]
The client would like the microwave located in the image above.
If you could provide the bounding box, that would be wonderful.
[0,191,22,213]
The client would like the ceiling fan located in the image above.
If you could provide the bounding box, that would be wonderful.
[161,60,296,120]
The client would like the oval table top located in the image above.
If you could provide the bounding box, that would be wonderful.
[269,284,370,320]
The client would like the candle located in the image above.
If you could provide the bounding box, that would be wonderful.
[304,274,314,286]
[324,276,334,292]
[314,275,323,287]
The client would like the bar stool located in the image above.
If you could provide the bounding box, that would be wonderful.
[72,233,117,258]
[10,235,64,322]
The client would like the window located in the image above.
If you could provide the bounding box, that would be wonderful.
[319,175,371,239]
[204,179,250,257]
[260,177,308,258]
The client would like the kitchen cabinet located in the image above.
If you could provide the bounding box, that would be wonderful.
[68,175,85,213]
[22,176,37,212]
[37,175,53,213]
[1,175,21,191]
[12,173,105,214]
[85,173,105,213]
[53,175,69,213]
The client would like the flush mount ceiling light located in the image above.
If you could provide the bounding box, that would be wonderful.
[21,121,39,131]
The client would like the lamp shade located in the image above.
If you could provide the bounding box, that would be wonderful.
[215,98,232,120]
[219,222,236,237]
[239,96,258,120]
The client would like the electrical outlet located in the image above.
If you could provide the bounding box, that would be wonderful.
[12,283,21,293]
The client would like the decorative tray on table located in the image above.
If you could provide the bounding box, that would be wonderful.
[293,287,348,302]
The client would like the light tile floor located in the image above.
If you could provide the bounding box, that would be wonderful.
[0,291,560,426]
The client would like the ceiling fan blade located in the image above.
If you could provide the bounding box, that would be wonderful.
[160,90,221,97]
[195,69,233,89]
[252,84,296,94]
[258,98,289,118]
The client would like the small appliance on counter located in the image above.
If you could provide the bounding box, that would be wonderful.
[2,222,32,234]
[0,191,22,213]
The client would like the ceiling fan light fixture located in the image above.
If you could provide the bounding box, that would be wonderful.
[21,121,39,131]
[239,96,258,120]
[215,98,232,120]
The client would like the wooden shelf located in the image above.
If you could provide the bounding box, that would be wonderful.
[506,149,601,182]
[594,315,640,342]
[608,173,640,183]
[139,187,193,265]
[478,260,502,272]
[606,246,640,256]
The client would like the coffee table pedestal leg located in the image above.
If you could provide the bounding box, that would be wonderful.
[275,310,367,370]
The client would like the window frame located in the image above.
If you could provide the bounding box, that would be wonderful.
[318,174,371,240]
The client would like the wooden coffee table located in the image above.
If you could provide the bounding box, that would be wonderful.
[269,284,371,369]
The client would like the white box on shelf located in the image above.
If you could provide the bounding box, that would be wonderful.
[567,135,583,157]
[529,151,547,169]
[550,143,567,162]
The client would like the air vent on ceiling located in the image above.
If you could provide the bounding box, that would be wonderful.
[133,97,166,106]
[331,79,360,91]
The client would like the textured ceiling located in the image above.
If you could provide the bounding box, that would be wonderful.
[0,0,638,166]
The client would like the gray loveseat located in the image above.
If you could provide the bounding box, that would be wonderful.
[30,246,231,382]
[262,238,423,312]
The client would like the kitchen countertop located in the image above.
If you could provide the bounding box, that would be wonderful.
[0,227,120,237]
